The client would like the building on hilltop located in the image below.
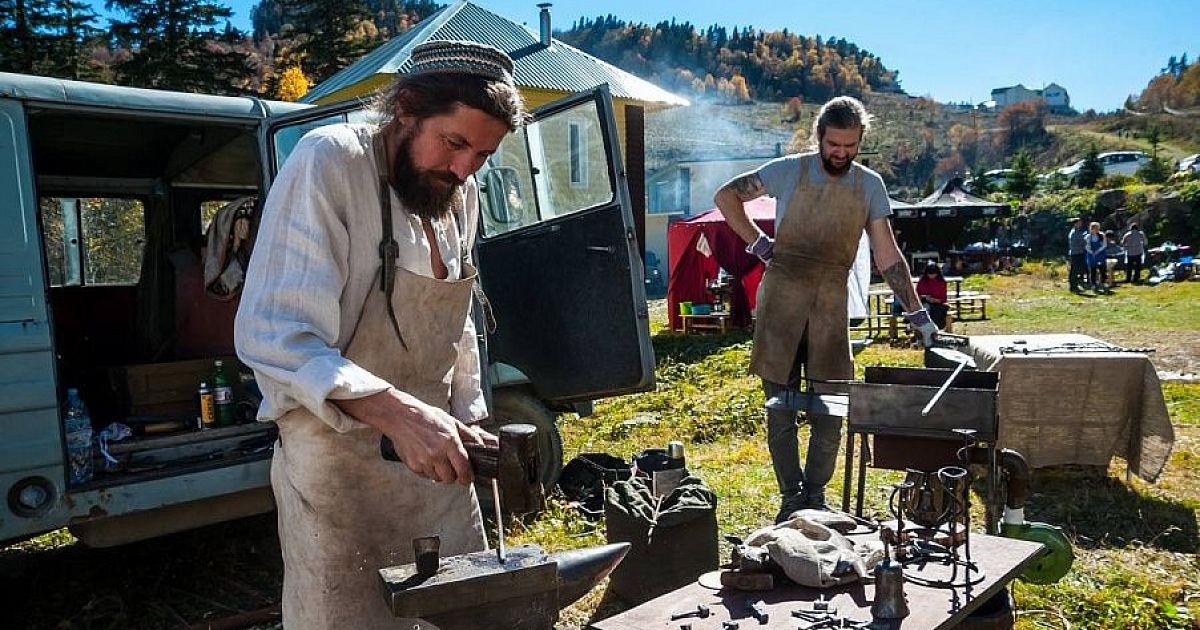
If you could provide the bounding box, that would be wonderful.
[989,83,1072,113]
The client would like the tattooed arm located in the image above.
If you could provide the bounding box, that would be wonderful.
[714,172,769,245]
[867,216,921,312]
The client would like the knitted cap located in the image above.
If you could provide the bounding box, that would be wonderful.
[407,40,515,85]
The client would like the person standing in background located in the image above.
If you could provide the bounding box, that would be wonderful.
[1121,223,1148,284]
[712,96,937,524]
[1085,221,1107,291]
[1067,217,1087,293]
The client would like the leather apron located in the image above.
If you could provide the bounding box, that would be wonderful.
[271,136,486,629]
[750,157,868,386]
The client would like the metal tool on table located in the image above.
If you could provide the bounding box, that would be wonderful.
[669,603,711,621]
[870,521,909,621]
[382,422,544,563]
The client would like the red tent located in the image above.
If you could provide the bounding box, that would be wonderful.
[667,197,777,331]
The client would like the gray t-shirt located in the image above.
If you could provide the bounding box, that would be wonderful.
[751,152,892,231]
[1068,227,1087,255]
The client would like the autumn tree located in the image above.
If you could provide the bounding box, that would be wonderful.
[277,0,377,82]
[729,74,750,103]
[996,100,1048,152]
[783,96,803,122]
[276,65,311,101]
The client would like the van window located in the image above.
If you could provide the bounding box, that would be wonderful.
[40,197,145,286]
[478,98,614,237]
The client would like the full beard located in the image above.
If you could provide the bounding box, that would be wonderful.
[388,125,464,221]
[821,152,854,176]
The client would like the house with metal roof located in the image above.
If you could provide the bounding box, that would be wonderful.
[303,0,687,251]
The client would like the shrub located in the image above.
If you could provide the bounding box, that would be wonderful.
[1098,174,1135,189]
[1136,158,1172,184]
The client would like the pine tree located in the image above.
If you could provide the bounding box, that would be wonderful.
[278,0,376,83]
[969,164,991,196]
[43,0,100,80]
[0,0,52,73]
[1076,145,1103,188]
[107,0,253,93]
[1006,150,1037,199]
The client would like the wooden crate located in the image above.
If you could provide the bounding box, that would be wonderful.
[114,356,243,420]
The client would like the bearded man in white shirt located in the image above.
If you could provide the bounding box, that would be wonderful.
[235,40,526,629]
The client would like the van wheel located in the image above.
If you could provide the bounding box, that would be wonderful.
[480,389,564,490]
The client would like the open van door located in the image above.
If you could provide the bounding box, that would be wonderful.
[474,86,654,403]
[0,99,64,543]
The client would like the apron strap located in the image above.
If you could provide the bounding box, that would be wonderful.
[372,131,409,350]
[449,185,498,335]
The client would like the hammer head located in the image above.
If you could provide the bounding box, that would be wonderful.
[382,423,546,515]
[493,423,545,515]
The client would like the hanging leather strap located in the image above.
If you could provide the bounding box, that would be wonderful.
[372,132,408,350]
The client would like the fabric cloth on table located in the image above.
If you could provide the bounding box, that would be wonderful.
[744,513,883,588]
[965,334,1174,482]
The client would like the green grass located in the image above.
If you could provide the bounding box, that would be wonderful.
[5,264,1197,630]
[532,263,1200,629]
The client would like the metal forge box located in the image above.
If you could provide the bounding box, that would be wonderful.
[842,366,1001,531]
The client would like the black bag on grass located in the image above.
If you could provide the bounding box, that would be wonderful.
[604,476,719,605]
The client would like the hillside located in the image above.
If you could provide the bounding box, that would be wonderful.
[648,95,1200,196]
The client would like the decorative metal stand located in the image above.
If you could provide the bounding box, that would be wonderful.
[886,429,985,588]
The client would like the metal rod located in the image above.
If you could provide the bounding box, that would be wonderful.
[491,478,506,563]
[921,357,969,417]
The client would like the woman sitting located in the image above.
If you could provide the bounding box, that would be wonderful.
[916,263,953,332]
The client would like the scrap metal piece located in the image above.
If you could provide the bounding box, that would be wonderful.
[669,604,711,621]
[747,598,769,624]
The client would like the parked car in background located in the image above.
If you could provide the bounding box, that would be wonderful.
[964,168,1015,193]
[1057,151,1151,182]
[1179,153,1200,174]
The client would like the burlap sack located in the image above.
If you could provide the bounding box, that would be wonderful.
[745,515,883,588]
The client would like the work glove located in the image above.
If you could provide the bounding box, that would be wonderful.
[903,309,939,348]
[746,233,774,263]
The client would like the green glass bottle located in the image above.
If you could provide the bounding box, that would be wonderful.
[212,360,236,427]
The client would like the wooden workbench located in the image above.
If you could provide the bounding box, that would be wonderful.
[590,533,1043,630]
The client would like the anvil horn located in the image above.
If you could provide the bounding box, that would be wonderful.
[552,542,631,609]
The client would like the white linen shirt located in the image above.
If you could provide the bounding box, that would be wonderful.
[235,123,487,432]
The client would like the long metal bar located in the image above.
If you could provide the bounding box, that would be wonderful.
[920,358,969,417]
[491,478,506,563]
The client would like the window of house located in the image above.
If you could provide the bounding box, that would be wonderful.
[679,168,692,213]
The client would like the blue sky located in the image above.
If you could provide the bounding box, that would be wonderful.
[90,0,1196,112]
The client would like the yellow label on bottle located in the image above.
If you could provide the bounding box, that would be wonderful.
[200,393,216,427]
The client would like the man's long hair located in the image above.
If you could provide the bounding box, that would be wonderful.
[377,72,528,132]
[810,96,873,148]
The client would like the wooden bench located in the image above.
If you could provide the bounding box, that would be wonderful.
[680,312,732,334]
[949,293,990,320]
[849,313,899,340]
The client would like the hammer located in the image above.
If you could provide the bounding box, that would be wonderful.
[381,423,545,562]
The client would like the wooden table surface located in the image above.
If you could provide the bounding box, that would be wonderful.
[590,533,1043,630]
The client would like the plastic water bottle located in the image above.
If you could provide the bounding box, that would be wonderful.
[64,388,94,485]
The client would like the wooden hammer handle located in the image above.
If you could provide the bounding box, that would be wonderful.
[380,436,499,479]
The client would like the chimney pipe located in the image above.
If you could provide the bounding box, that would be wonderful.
[538,3,552,47]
